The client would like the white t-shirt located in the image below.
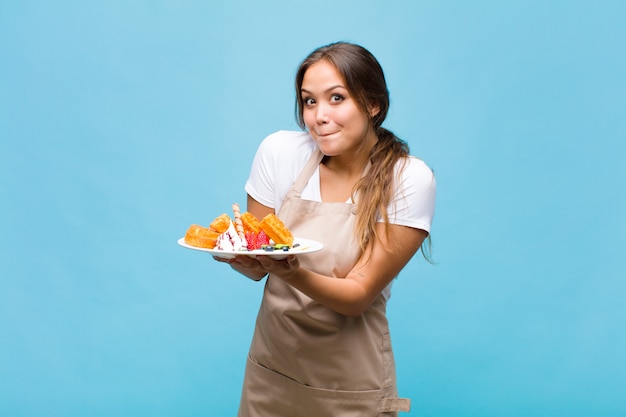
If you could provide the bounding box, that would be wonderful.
[245,130,436,233]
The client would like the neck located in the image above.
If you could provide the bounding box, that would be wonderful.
[322,130,378,177]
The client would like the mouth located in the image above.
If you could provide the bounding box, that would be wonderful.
[315,131,338,138]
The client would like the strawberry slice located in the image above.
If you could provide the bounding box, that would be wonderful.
[256,231,270,249]
[246,232,257,251]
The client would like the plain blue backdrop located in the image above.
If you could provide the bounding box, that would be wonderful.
[1,1,625,416]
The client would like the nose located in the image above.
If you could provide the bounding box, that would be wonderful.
[315,103,329,124]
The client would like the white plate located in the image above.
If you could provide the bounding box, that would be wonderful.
[177,237,324,259]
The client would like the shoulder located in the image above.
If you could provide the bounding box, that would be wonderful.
[397,156,436,190]
[254,130,318,179]
[253,130,317,175]
[245,130,317,209]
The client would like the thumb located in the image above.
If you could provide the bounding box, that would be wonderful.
[286,255,299,268]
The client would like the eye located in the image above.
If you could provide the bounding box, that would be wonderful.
[330,94,344,103]
[303,97,316,106]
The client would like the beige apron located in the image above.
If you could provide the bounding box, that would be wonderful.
[239,149,411,417]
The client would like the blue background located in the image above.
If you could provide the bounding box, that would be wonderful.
[2,1,625,416]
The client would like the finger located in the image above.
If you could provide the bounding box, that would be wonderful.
[255,255,271,265]
[233,256,261,269]
[213,256,234,264]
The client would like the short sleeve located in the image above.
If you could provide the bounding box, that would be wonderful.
[245,134,280,208]
[386,156,437,233]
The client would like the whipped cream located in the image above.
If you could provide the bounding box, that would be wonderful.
[215,221,247,251]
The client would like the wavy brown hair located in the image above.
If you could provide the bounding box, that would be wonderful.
[295,42,431,259]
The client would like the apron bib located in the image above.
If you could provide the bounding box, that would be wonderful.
[239,149,410,417]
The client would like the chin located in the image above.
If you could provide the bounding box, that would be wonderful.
[316,144,341,157]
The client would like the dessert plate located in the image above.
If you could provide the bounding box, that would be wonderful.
[177,237,324,259]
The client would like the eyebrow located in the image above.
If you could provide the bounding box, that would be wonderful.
[300,85,346,94]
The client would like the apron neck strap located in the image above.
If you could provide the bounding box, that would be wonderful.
[290,148,324,196]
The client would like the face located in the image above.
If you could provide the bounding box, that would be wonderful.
[300,60,379,158]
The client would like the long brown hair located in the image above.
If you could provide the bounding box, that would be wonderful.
[295,42,431,258]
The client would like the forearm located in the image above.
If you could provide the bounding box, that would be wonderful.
[281,268,371,316]
[251,225,425,314]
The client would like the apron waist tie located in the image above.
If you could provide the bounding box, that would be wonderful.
[380,397,411,413]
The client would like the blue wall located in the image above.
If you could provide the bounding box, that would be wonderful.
[1,1,625,416]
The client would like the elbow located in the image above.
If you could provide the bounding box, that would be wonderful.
[337,286,377,317]
[340,300,372,317]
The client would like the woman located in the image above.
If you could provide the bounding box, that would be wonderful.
[219,42,436,416]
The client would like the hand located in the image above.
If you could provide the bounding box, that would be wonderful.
[212,254,301,282]
[213,255,268,281]
[255,254,301,281]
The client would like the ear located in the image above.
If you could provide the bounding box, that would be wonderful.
[368,103,380,118]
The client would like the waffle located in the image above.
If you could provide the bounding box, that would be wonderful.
[259,214,294,246]
[241,212,262,235]
[184,224,220,249]
[209,213,231,233]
